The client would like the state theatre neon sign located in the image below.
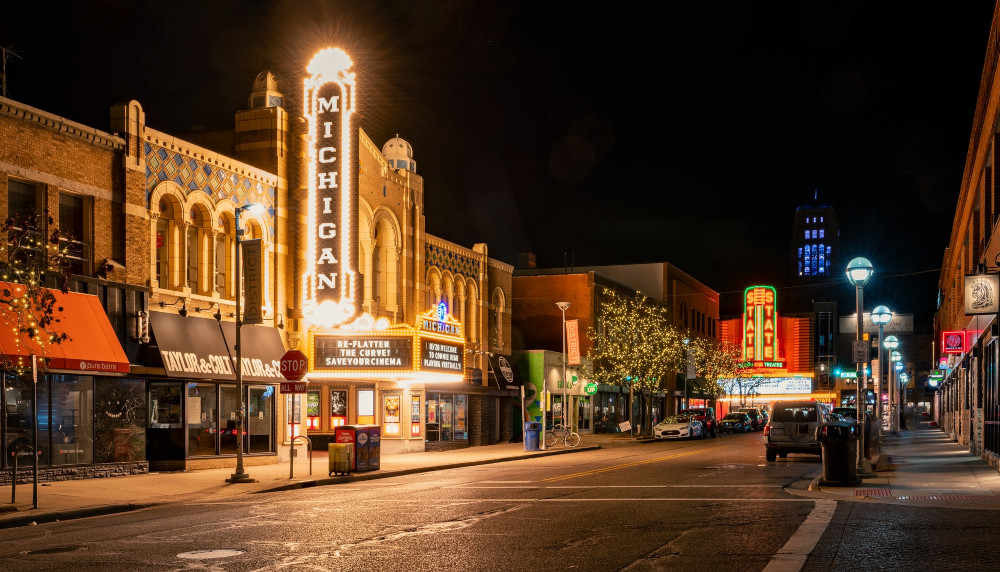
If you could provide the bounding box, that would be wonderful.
[743,285,785,366]
[302,47,362,327]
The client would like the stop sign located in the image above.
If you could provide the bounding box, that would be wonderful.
[280,349,308,381]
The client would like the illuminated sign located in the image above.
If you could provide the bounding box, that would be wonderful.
[418,307,463,337]
[302,47,362,327]
[718,376,813,394]
[420,339,463,373]
[743,286,783,364]
[941,330,965,354]
[314,336,413,371]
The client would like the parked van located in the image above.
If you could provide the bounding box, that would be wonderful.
[763,400,836,461]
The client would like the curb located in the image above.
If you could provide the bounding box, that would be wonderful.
[258,444,603,493]
[0,502,157,529]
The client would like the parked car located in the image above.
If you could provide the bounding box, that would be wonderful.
[763,400,840,461]
[737,407,765,430]
[720,412,753,433]
[679,407,717,437]
[832,407,859,421]
[653,415,704,440]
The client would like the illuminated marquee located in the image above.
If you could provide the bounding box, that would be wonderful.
[743,285,783,364]
[302,47,362,327]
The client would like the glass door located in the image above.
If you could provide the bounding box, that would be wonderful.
[247,385,274,453]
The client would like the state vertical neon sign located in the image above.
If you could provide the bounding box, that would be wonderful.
[743,285,780,363]
[302,47,361,327]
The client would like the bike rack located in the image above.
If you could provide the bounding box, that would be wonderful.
[289,435,312,478]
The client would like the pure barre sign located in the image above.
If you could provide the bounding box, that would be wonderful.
[302,47,361,326]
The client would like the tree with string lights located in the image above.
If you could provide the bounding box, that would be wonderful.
[586,287,684,435]
[687,337,757,404]
[0,209,74,375]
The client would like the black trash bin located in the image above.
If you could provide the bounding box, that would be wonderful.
[815,422,861,486]
[524,422,541,451]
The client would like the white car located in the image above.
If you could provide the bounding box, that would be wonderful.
[653,415,704,440]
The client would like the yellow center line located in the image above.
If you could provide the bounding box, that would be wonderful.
[541,444,730,482]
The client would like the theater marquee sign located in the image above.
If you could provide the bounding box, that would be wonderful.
[308,308,465,379]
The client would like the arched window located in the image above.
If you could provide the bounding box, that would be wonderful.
[187,204,212,295]
[491,288,505,350]
[215,214,235,299]
[155,196,182,289]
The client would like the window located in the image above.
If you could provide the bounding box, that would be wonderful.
[819,229,825,239]
[59,193,91,275]
[804,229,809,239]
[8,179,40,226]
[330,390,347,427]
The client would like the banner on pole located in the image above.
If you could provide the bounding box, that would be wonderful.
[566,319,581,365]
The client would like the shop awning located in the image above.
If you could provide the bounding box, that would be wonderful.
[0,282,129,374]
[488,354,524,390]
[148,311,286,382]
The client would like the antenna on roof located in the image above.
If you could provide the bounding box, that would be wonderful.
[1,46,23,99]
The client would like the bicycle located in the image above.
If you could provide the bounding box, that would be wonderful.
[544,424,580,448]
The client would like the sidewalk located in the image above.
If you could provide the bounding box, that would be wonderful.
[3,423,999,529]
[809,420,1000,504]
[0,433,622,529]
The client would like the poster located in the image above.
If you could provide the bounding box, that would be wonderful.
[411,396,420,423]
[330,390,347,417]
[384,395,401,423]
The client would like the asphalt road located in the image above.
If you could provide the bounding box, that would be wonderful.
[0,432,996,571]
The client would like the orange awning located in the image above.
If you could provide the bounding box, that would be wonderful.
[0,282,129,374]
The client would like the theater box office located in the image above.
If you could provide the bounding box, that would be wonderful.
[304,309,468,454]
[142,312,287,471]
[0,285,137,480]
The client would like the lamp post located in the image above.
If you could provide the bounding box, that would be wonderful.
[846,257,873,472]
[556,302,571,429]
[870,306,892,429]
[228,202,264,484]
[891,349,903,434]
[682,337,690,410]
[884,335,899,434]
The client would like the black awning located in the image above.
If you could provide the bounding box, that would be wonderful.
[148,311,286,382]
[488,354,523,391]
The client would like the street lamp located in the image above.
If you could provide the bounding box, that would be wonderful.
[870,306,892,427]
[682,337,690,410]
[556,302,571,430]
[227,202,265,484]
[884,335,899,434]
[846,257,873,472]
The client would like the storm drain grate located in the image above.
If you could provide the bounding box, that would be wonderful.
[855,488,892,497]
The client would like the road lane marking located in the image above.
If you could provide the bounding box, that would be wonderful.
[764,499,836,572]
[541,445,730,482]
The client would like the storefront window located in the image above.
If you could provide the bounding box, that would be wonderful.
[187,383,217,456]
[3,372,34,468]
[424,392,468,442]
[220,385,240,454]
[150,382,182,428]
[248,385,273,453]
[330,390,347,427]
[95,377,145,463]
[358,389,374,425]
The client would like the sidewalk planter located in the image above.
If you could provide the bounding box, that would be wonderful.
[816,422,861,486]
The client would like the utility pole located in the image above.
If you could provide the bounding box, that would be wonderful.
[1,46,24,99]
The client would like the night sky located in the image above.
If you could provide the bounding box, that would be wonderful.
[1,1,995,320]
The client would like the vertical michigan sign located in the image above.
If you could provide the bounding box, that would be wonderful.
[303,48,361,327]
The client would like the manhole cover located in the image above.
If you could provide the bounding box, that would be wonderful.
[24,546,87,555]
[177,549,245,559]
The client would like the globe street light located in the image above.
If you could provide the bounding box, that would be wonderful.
[870,306,892,429]
[846,257,873,472]
[556,301,571,430]
[883,335,899,434]
[228,202,265,484]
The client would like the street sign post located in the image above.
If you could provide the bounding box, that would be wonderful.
[280,349,308,381]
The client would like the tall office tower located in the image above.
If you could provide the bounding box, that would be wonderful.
[791,192,840,285]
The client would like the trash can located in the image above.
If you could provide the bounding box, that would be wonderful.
[815,422,861,486]
[524,422,541,451]
[328,442,354,476]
